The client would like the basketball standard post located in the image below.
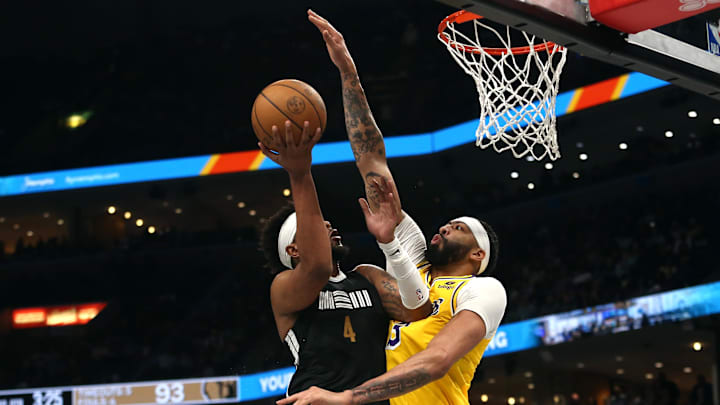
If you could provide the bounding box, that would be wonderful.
[434,0,720,101]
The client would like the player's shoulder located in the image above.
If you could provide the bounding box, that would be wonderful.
[351,264,385,280]
[462,276,506,296]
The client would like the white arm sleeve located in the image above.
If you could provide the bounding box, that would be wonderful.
[389,211,427,268]
[378,238,429,310]
[455,277,507,339]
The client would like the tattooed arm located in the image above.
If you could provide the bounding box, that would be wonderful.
[354,265,431,322]
[276,310,488,405]
[308,10,399,213]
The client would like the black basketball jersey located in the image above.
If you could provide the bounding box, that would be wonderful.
[285,268,390,405]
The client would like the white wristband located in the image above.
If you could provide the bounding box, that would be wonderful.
[378,238,429,310]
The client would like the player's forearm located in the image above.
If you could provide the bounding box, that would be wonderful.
[341,71,387,168]
[288,170,332,274]
[347,349,445,404]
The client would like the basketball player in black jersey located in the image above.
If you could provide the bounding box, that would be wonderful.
[258,121,432,402]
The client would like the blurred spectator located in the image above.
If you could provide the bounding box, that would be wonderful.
[689,375,713,405]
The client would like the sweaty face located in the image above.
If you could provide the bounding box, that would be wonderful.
[426,221,475,266]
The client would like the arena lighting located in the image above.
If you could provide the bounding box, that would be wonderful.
[645,373,654,380]
[619,143,628,150]
[249,210,257,216]
[524,371,533,378]
[665,130,674,138]
[282,188,291,197]
[226,194,233,201]
[571,394,580,401]
[579,153,588,160]
[544,163,553,170]
[65,114,87,129]
[174,208,183,214]
[616,368,625,375]
[42,212,50,218]
[713,118,720,125]
[107,206,117,215]
[577,362,584,369]
[0,217,5,223]
[135,219,144,227]
[12,224,19,230]
[654,362,663,368]
[528,383,535,390]
[692,341,703,351]
[553,395,560,404]
[527,183,535,190]
[123,211,132,220]
[688,110,698,118]
[683,367,693,374]
[508,397,516,405]
[237,201,246,208]
[510,171,519,179]
[572,172,580,179]
[57,219,64,226]
[519,397,526,404]
[481,395,489,403]
[576,141,584,148]
[488,378,496,384]
[615,355,624,362]
[147,226,156,234]
[26,230,34,237]
[525,156,534,162]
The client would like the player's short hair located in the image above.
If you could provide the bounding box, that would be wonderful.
[259,204,295,275]
[479,219,499,276]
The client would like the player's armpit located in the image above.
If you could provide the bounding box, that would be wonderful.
[354,265,431,322]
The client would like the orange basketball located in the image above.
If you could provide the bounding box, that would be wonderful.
[251,79,327,151]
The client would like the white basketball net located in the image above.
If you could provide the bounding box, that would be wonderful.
[439,18,567,161]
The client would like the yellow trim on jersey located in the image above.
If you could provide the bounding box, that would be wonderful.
[416,260,431,270]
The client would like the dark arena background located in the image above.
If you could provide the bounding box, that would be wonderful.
[1,0,720,404]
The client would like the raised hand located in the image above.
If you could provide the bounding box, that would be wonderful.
[258,120,321,175]
[358,176,402,244]
[307,9,357,74]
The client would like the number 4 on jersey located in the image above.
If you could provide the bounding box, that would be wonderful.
[344,315,357,342]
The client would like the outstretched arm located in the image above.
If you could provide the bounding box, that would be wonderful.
[308,10,399,214]
[262,122,333,322]
[276,310,488,405]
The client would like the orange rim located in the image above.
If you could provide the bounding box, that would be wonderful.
[438,10,563,55]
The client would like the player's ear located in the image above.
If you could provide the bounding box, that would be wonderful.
[286,243,299,259]
[469,248,485,266]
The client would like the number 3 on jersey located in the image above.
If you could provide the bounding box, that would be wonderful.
[344,315,357,342]
[386,322,410,350]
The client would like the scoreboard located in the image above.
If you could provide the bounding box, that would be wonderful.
[0,377,236,405]
[0,369,296,405]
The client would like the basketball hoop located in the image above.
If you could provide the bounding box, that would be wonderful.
[438,10,568,161]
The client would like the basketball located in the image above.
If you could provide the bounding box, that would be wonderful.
[251,79,327,151]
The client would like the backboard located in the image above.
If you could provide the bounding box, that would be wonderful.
[435,0,720,100]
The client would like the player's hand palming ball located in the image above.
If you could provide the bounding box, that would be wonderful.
[251,79,327,151]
